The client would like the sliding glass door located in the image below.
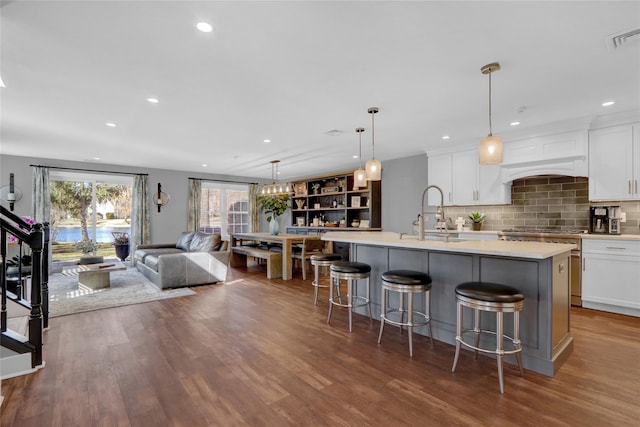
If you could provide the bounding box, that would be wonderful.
[49,171,132,263]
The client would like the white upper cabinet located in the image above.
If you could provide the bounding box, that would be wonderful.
[428,148,510,206]
[427,152,453,205]
[589,123,640,200]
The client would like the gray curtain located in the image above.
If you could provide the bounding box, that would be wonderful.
[32,166,50,223]
[249,183,259,232]
[131,174,149,262]
[32,166,51,271]
[188,178,201,232]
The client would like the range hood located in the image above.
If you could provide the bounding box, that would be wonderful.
[500,130,588,183]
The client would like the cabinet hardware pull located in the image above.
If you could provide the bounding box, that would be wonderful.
[559,263,565,273]
[636,180,638,194]
[629,180,632,194]
[582,259,585,271]
[605,246,626,250]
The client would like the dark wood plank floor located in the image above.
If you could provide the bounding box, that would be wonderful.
[2,264,639,426]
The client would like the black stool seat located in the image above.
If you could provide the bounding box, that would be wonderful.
[455,281,524,304]
[330,261,371,274]
[381,270,432,286]
[311,253,342,262]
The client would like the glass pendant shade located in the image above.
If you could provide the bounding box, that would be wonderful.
[353,127,367,188]
[365,159,381,181]
[479,135,503,165]
[354,168,367,188]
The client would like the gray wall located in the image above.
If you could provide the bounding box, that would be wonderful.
[0,154,263,243]
[380,153,428,234]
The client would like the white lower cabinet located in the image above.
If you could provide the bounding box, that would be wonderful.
[582,238,640,317]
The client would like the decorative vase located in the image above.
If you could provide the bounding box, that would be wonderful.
[114,243,130,261]
[472,222,482,231]
[269,217,280,235]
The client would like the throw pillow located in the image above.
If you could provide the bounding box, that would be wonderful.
[176,232,195,251]
[189,232,218,252]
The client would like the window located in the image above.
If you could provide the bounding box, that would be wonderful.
[200,182,249,239]
[49,170,132,262]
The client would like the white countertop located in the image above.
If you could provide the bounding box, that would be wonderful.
[322,231,574,259]
[581,234,640,241]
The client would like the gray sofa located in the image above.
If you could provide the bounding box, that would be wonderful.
[134,231,230,289]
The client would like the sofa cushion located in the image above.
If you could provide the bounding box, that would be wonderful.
[135,247,183,264]
[176,232,195,251]
[189,232,222,252]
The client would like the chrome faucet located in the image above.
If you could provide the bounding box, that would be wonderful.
[419,185,449,241]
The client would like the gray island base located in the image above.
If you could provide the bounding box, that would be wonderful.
[322,232,574,377]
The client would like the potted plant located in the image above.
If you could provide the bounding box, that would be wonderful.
[258,193,290,235]
[468,212,486,231]
[112,231,130,261]
[339,216,346,227]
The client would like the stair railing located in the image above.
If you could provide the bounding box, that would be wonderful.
[1,206,48,368]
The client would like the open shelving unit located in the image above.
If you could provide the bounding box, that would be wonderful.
[287,171,381,233]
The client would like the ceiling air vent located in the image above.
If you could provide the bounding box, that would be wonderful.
[606,27,640,50]
[324,129,345,137]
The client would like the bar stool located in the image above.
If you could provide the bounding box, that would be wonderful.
[310,253,342,305]
[327,261,373,332]
[377,270,433,357]
[451,281,525,394]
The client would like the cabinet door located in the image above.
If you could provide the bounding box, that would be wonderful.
[589,125,634,200]
[633,124,640,197]
[427,153,453,206]
[452,150,477,205]
[582,253,640,311]
[478,162,510,204]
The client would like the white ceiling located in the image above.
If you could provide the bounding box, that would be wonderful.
[1,1,639,181]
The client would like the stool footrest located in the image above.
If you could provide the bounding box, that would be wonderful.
[456,329,522,356]
[381,309,430,328]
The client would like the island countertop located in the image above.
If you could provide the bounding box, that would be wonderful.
[322,231,574,259]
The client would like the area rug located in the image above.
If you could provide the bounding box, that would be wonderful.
[48,265,196,317]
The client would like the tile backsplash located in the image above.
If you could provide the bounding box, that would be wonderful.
[444,176,640,234]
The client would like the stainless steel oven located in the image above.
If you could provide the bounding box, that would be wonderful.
[498,229,585,306]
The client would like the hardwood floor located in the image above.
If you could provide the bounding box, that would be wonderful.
[2,264,639,426]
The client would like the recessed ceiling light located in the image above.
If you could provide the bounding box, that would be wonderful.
[202,164,208,167]
[441,135,450,140]
[352,155,359,159]
[93,157,101,161]
[105,122,116,127]
[510,121,521,126]
[196,22,213,33]
[602,101,615,107]
[147,97,159,104]
[263,139,271,143]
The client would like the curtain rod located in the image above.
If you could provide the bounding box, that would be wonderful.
[30,164,148,176]
[189,177,258,185]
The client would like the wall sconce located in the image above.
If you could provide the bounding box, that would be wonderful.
[0,173,23,211]
[152,183,170,212]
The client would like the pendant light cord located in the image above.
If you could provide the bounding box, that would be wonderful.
[371,110,376,159]
[488,71,493,137]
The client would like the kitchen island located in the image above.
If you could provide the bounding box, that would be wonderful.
[322,231,574,377]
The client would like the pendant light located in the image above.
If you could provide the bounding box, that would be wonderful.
[365,106,382,181]
[261,160,291,195]
[353,127,367,189]
[479,62,503,165]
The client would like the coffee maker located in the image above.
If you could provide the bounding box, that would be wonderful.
[590,206,609,234]
[590,206,623,234]
[609,206,622,235]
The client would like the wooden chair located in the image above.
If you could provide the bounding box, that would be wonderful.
[292,238,325,280]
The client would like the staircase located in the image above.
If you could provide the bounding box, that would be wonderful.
[1,206,49,379]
